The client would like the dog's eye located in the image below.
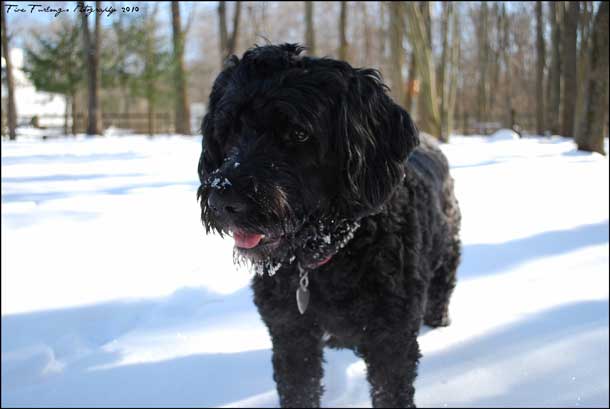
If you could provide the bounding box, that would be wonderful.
[291,129,309,143]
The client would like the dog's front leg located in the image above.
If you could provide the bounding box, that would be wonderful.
[360,330,421,408]
[269,323,324,408]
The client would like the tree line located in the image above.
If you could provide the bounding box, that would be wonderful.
[1,0,192,137]
[1,2,608,154]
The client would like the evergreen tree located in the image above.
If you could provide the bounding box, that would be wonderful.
[24,19,84,135]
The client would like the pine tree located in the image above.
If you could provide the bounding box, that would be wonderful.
[24,19,84,135]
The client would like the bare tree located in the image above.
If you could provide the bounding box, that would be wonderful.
[576,1,608,155]
[304,1,315,55]
[1,0,17,140]
[338,1,348,60]
[171,2,191,135]
[78,0,102,135]
[535,1,546,134]
[218,1,242,68]
[547,1,562,133]
[388,1,404,105]
[561,1,579,136]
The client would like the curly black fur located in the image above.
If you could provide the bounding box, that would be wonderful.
[197,44,461,408]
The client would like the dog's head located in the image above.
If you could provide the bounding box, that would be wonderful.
[197,44,419,270]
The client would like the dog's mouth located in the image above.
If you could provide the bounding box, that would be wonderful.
[231,230,283,250]
[233,231,264,249]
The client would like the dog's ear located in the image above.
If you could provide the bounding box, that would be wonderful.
[198,56,240,183]
[336,68,419,215]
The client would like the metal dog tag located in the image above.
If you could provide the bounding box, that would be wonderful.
[296,287,310,314]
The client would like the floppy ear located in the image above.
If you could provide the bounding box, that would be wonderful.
[336,68,419,215]
[197,56,240,184]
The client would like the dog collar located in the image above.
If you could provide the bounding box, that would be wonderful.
[295,219,360,314]
[315,255,332,267]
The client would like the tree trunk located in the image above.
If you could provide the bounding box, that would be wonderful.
[79,0,101,135]
[144,10,156,136]
[487,3,501,115]
[147,97,155,137]
[404,53,416,113]
[93,1,101,134]
[338,1,348,61]
[574,1,595,136]
[388,1,404,105]
[218,1,241,68]
[502,4,513,129]
[1,0,17,140]
[361,1,372,66]
[438,2,451,142]
[218,1,228,65]
[561,1,579,137]
[576,1,608,155]
[378,1,386,60]
[227,1,241,56]
[71,93,77,135]
[416,1,432,127]
[305,1,315,55]
[535,1,546,134]
[404,2,440,137]
[476,2,489,126]
[420,1,432,50]
[172,2,191,135]
[547,1,562,133]
[64,95,70,135]
[446,4,460,140]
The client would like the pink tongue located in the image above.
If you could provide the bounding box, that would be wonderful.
[233,232,263,249]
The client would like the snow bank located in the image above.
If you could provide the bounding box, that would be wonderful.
[488,128,520,141]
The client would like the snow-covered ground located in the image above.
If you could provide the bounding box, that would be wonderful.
[1,133,608,407]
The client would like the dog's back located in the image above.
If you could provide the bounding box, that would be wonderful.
[406,133,450,191]
[403,132,461,327]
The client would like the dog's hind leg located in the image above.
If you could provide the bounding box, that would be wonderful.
[424,237,460,328]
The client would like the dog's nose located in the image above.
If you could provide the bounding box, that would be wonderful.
[207,190,248,216]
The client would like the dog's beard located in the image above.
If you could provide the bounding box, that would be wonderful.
[231,212,361,276]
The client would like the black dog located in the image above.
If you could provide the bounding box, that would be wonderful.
[197,44,461,408]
